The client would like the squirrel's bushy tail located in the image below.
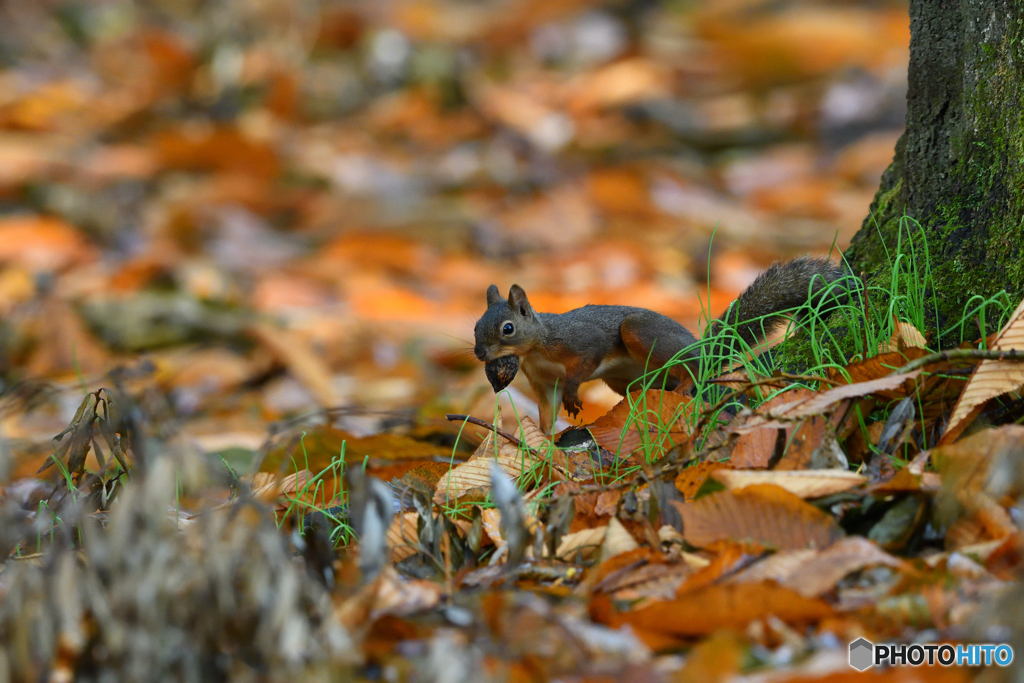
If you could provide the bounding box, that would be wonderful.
[712,256,849,346]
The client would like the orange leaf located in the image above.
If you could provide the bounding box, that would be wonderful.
[155,124,279,180]
[712,469,866,499]
[618,582,831,637]
[730,388,817,467]
[674,461,729,500]
[0,215,96,271]
[588,390,695,454]
[673,484,843,550]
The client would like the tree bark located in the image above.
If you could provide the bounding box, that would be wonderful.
[844,1,1024,345]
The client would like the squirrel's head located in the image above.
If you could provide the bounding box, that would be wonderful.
[473,284,542,363]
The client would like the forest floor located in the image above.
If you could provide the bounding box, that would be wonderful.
[1,1,1021,681]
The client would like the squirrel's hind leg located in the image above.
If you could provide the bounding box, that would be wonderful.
[620,312,699,394]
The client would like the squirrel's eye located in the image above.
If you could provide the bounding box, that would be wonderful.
[502,322,515,335]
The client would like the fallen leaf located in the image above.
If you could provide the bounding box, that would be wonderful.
[433,415,550,504]
[729,388,817,468]
[247,322,340,407]
[673,484,843,550]
[674,461,729,500]
[599,517,640,562]
[0,215,96,271]
[372,567,443,617]
[248,472,280,503]
[588,390,696,454]
[712,469,866,498]
[879,320,928,353]
[730,536,905,597]
[386,512,420,562]
[555,526,607,562]
[942,297,1024,444]
[155,124,279,180]
[736,372,922,430]
[566,58,671,113]
[617,582,832,637]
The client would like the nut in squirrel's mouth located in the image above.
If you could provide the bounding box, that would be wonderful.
[484,355,519,392]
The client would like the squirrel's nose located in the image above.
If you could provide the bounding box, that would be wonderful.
[474,345,487,360]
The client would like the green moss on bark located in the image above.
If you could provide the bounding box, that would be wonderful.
[842,2,1024,348]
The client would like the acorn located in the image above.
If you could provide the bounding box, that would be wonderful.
[485,355,519,392]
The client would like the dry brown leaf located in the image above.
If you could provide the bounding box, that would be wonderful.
[879,320,928,353]
[433,415,549,504]
[942,298,1024,444]
[0,215,97,271]
[727,549,816,588]
[769,372,921,419]
[674,461,729,500]
[577,547,664,595]
[730,537,904,597]
[676,542,764,596]
[934,426,1024,543]
[472,80,573,152]
[372,567,443,617]
[599,517,640,562]
[675,630,744,682]
[617,582,832,637]
[603,564,691,602]
[727,388,813,468]
[673,484,843,550]
[935,426,1024,506]
[248,472,280,503]
[729,424,779,469]
[278,469,317,508]
[555,526,607,561]
[480,507,505,550]
[588,390,696,454]
[566,58,671,113]
[773,416,833,470]
[711,469,866,498]
[711,369,788,394]
[247,322,340,407]
[593,490,621,517]
[386,512,419,562]
[155,124,279,180]
[736,372,921,431]
[840,349,932,398]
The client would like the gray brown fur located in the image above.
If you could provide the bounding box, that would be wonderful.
[709,257,848,344]
[474,257,847,432]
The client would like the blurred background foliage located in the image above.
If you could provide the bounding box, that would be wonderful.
[0,0,908,456]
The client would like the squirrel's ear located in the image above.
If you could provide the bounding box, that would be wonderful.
[507,284,534,317]
[486,284,502,306]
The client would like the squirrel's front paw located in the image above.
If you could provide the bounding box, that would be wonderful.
[563,395,583,418]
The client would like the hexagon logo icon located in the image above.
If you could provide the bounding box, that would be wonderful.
[849,638,874,671]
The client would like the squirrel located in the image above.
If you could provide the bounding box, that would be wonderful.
[473,257,848,433]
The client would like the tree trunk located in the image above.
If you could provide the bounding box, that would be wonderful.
[843,1,1024,345]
